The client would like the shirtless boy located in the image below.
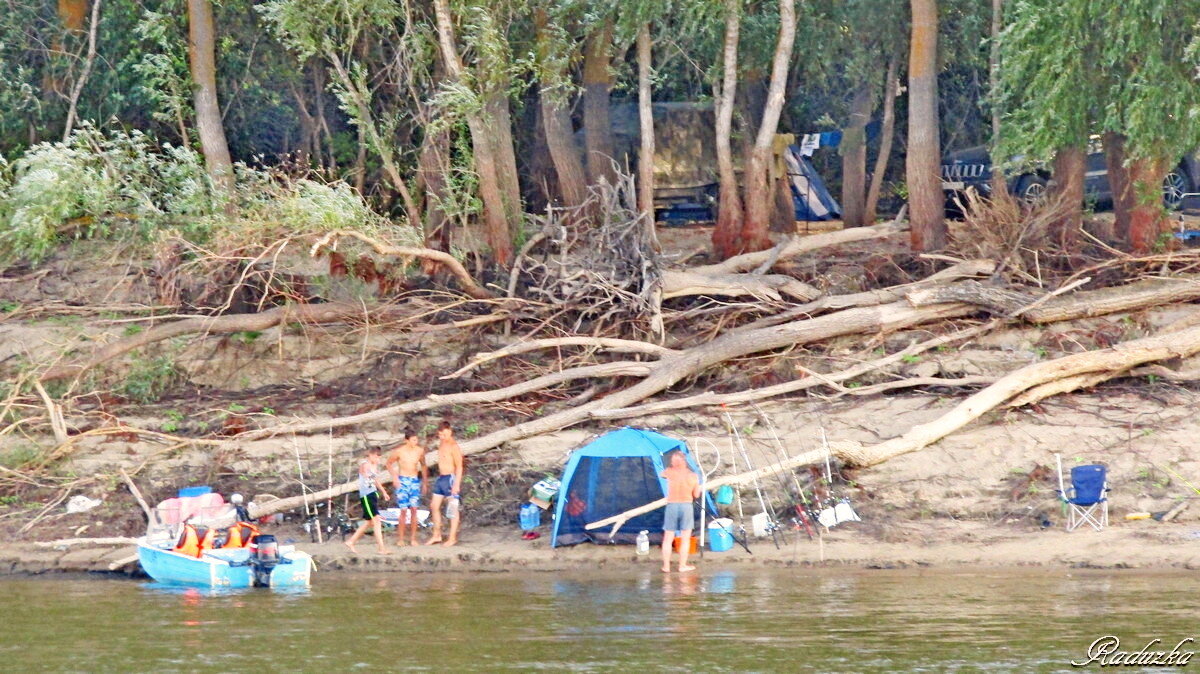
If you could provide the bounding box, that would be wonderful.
[345,446,391,555]
[426,421,464,547]
[386,429,428,546]
[660,450,701,573]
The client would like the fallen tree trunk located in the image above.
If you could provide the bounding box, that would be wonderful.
[587,320,1200,531]
[310,230,495,300]
[735,258,995,332]
[594,321,997,418]
[907,276,1200,323]
[660,269,819,302]
[247,484,355,520]
[40,301,390,382]
[697,219,906,275]
[238,360,653,441]
[442,337,677,380]
[31,537,138,549]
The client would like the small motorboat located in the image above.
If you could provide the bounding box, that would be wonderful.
[137,533,313,589]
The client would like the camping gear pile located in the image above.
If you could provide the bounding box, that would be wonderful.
[138,486,312,588]
[516,477,559,540]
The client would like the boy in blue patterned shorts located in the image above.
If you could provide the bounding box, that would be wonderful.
[386,429,428,547]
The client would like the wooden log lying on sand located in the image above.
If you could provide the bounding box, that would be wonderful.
[31,537,138,549]
[586,320,1200,533]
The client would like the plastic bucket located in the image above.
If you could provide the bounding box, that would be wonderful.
[714,485,735,505]
[708,519,734,552]
[671,536,699,554]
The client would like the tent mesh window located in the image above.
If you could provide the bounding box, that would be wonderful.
[557,455,666,545]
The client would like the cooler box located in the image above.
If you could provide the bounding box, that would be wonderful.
[708,518,734,552]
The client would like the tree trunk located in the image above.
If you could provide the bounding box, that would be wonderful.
[905,0,946,251]
[534,9,587,212]
[865,57,899,223]
[1050,144,1085,252]
[540,91,589,211]
[582,19,617,186]
[61,0,101,141]
[728,0,796,258]
[841,83,874,227]
[486,89,523,228]
[711,0,744,254]
[636,23,656,225]
[187,0,235,193]
[1104,131,1131,243]
[770,174,795,232]
[1128,157,1170,254]
[431,0,513,265]
[418,120,451,251]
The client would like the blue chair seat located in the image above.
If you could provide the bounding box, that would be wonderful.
[1059,464,1109,532]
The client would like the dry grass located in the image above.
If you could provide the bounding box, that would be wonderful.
[948,188,1080,284]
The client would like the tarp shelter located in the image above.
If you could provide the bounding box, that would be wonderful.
[783,145,842,221]
[551,428,711,547]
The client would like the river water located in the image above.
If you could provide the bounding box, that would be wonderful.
[1,568,1196,672]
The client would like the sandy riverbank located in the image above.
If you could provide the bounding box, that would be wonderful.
[4,517,1199,578]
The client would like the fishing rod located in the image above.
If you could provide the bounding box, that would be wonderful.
[754,404,817,540]
[725,411,782,549]
[691,438,721,558]
[745,420,794,546]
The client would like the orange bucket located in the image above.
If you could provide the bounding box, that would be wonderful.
[671,536,699,554]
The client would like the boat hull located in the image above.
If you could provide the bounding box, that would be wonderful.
[137,539,312,588]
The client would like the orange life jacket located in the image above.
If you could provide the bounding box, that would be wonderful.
[173,524,212,558]
[222,522,259,549]
[196,527,214,555]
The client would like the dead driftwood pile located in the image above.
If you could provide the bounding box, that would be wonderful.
[11,188,1200,513]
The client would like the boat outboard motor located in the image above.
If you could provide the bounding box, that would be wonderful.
[248,534,280,587]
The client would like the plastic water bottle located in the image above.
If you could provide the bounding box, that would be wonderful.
[636,530,650,555]
[446,495,461,520]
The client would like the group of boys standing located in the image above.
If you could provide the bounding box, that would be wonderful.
[343,421,705,574]
[345,420,464,554]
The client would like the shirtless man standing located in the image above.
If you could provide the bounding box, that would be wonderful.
[345,446,391,555]
[660,450,701,573]
[426,420,464,547]
[386,429,428,546]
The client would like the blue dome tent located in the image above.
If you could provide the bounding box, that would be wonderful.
[550,427,713,547]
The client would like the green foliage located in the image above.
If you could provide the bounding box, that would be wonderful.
[117,352,182,404]
[0,444,43,470]
[0,127,213,265]
[1000,0,1200,167]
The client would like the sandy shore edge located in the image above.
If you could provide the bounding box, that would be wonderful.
[4,520,1199,578]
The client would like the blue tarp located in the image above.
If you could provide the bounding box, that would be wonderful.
[550,428,710,547]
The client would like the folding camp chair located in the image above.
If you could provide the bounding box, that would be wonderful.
[1056,459,1109,532]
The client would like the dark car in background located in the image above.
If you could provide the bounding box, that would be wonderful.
[940,138,1199,210]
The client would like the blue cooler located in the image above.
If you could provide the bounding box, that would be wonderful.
[707,518,734,552]
[178,486,212,498]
